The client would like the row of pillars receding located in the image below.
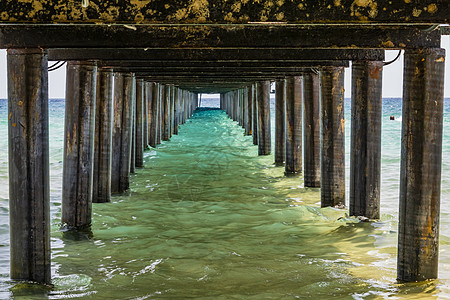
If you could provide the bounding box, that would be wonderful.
[4,47,446,285]
[7,49,198,284]
[220,49,446,283]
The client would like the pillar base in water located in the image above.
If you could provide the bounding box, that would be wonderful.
[397,48,445,282]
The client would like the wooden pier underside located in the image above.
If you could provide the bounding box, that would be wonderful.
[1,0,449,286]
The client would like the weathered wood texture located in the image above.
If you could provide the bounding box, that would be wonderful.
[0,1,447,24]
[0,25,441,49]
[275,79,286,165]
[350,61,383,219]
[62,61,97,230]
[49,48,385,62]
[320,66,345,208]
[246,86,253,135]
[130,77,136,174]
[143,81,149,149]
[93,68,114,203]
[162,85,171,141]
[285,76,302,174]
[170,85,175,137]
[173,87,179,135]
[135,78,144,168]
[157,83,162,144]
[148,82,158,148]
[257,81,271,155]
[252,84,258,145]
[7,48,50,284]
[397,48,445,282]
[303,71,321,187]
[111,72,135,193]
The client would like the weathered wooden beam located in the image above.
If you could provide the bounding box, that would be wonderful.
[135,78,144,168]
[49,48,385,61]
[7,48,50,284]
[285,76,303,175]
[245,86,253,136]
[62,61,97,230]
[275,79,286,166]
[0,25,441,49]
[303,71,321,188]
[350,61,383,219]
[148,82,158,148]
[111,72,135,193]
[397,48,445,282]
[0,1,447,24]
[252,83,258,145]
[93,68,114,203]
[257,81,271,155]
[143,81,149,149]
[320,66,345,208]
[100,61,355,70]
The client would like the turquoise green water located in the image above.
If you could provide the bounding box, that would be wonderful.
[0,97,450,298]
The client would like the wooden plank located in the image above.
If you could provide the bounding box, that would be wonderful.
[0,25,441,49]
[0,0,447,24]
[49,48,385,61]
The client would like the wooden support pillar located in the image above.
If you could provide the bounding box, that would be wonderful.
[170,85,175,138]
[173,87,179,135]
[135,78,144,168]
[350,61,383,219]
[233,90,239,122]
[162,85,170,140]
[7,48,50,283]
[130,76,136,174]
[243,88,249,131]
[143,81,149,149]
[111,72,135,193]
[157,83,162,145]
[275,79,286,166]
[257,81,271,155]
[93,68,113,203]
[148,82,158,148]
[252,84,258,145]
[303,71,321,187]
[62,61,97,230]
[239,89,244,127]
[245,86,253,135]
[220,93,224,110]
[285,76,303,174]
[397,48,445,282]
[320,66,345,207]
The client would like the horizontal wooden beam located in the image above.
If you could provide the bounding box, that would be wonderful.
[0,25,441,49]
[49,48,384,61]
[101,61,349,72]
[0,0,447,24]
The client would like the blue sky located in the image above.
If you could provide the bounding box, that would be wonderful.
[0,36,449,99]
